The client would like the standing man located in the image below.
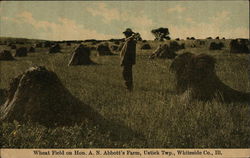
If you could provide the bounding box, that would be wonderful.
[120,28,137,91]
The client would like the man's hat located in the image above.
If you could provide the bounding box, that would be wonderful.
[123,28,134,35]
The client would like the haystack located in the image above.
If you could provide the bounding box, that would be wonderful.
[29,47,35,53]
[169,41,185,51]
[0,66,146,141]
[230,39,249,54]
[15,47,27,57]
[0,66,102,127]
[97,43,113,56]
[141,43,151,50]
[118,43,125,51]
[170,52,250,102]
[110,45,119,51]
[191,44,196,48]
[165,36,171,40]
[11,45,16,49]
[35,43,42,48]
[89,46,96,50]
[114,41,120,45]
[68,44,95,66]
[0,50,15,61]
[49,44,61,53]
[209,42,224,50]
[44,41,52,48]
[0,89,6,105]
[195,40,206,46]
[66,42,71,46]
[150,44,177,59]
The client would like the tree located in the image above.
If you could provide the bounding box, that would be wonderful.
[151,27,170,41]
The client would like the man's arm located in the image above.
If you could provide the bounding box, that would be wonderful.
[125,33,139,42]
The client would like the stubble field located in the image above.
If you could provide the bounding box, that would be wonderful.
[0,39,249,148]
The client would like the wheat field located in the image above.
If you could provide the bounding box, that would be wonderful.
[0,38,249,148]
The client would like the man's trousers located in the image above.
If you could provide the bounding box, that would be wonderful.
[122,65,133,91]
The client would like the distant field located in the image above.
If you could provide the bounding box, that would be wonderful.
[0,38,249,148]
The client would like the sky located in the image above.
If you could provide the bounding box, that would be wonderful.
[0,1,249,40]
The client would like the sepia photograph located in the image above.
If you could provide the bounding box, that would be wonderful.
[0,0,249,156]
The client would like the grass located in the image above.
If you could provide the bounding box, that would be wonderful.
[0,39,249,148]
